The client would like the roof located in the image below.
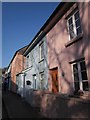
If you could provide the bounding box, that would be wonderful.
[23,2,64,56]
[8,45,28,69]
[23,2,75,56]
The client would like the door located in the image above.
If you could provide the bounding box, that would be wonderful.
[50,67,59,93]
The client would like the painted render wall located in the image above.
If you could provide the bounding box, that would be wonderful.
[46,2,90,95]
[25,37,48,90]
[17,37,48,97]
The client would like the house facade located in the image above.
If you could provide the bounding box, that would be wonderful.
[46,2,90,97]
[16,36,48,97]
[16,2,90,99]
[7,46,27,93]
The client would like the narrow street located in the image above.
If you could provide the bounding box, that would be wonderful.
[2,90,44,119]
[2,100,9,119]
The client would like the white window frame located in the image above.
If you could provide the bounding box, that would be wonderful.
[67,10,81,40]
[39,42,44,61]
[72,60,88,91]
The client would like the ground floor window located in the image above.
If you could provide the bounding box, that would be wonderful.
[72,59,89,91]
[40,72,44,90]
[33,74,37,89]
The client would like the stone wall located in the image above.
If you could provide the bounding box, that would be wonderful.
[25,90,90,118]
[40,93,89,118]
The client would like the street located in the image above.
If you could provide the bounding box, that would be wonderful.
[2,100,9,119]
[2,90,44,118]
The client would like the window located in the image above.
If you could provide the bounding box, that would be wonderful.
[72,60,89,91]
[40,72,45,90]
[67,10,82,40]
[39,42,44,61]
[33,75,36,89]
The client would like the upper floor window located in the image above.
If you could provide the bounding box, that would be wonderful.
[72,59,89,91]
[39,42,44,61]
[67,10,82,40]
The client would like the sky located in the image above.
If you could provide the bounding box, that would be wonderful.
[0,2,2,68]
[2,2,60,68]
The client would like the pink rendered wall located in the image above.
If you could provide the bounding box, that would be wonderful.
[46,2,89,94]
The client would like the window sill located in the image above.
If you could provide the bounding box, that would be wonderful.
[38,58,44,63]
[65,33,83,47]
[25,65,33,70]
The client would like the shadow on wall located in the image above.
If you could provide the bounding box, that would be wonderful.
[20,89,90,118]
[2,2,90,119]
[2,79,18,94]
[47,2,90,94]
[41,93,90,118]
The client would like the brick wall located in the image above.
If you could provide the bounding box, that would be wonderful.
[10,52,26,93]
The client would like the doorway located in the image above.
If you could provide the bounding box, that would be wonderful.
[50,67,59,93]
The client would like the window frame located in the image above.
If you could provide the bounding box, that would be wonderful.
[72,60,89,91]
[67,10,82,41]
[39,42,44,61]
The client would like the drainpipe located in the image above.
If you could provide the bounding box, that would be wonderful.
[22,73,26,97]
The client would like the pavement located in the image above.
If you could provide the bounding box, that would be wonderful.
[2,90,44,119]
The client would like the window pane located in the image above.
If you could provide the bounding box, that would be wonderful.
[73,64,78,73]
[81,71,88,80]
[74,82,80,90]
[76,27,82,35]
[40,72,44,90]
[69,24,75,39]
[69,24,73,32]
[74,73,79,82]
[68,17,73,25]
[75,19,80,28]
[41,73,44,80]
[83,82,89,91]
[70,31,75,39]
[80,61,86,71]
[75,11,79,20]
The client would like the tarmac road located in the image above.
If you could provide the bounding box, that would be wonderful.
[2,99,9,119]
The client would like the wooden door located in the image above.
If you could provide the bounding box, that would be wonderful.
[50,68,59,93]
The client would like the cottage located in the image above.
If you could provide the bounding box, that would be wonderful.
[7,46,27,93]
[16,36,48,97]
[17,2,90,100]
[46,2,90,97]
